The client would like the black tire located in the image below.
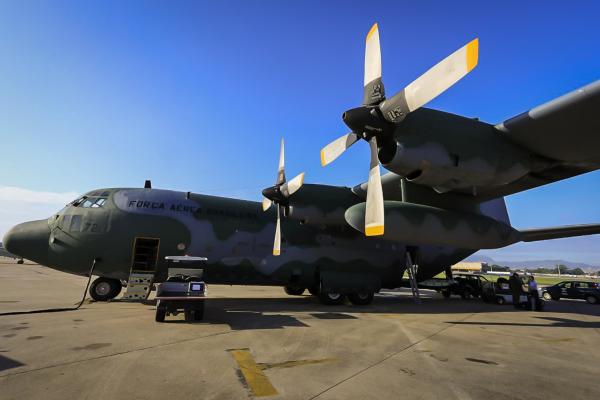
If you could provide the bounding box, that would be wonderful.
[552,295,560,301]
[460,287,472,300]
[155,306,166,322]
[496,296,505,305]
[284,286,306,296]
[194,303,205,320]
[184,309,194,322]
[441,289,451,298]
[585,295,598,304]
[89,277,122,301]
[348,291,374,305]
[318,291,346,305]
[542,292,552,301]
[16,259,24,264]
[307,286,320,296]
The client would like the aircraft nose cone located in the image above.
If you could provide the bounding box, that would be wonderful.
[2,220,50,263]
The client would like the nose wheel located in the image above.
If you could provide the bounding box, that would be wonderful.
[89,277,122,301]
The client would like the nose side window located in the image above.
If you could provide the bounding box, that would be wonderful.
[59,215,71,229]
[70,215,82,232]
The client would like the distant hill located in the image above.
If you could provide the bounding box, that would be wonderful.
[464,255,599,272]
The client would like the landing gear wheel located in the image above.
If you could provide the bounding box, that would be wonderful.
[155,304,166,322]
[284,286,306,296]
[348,291,374,305]
[542,292,552,301]
[89,277,122,301]
[318,292,346,305]
[585,295,598,304]
[307,286,319,296]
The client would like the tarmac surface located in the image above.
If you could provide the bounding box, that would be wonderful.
[1,259,600,400]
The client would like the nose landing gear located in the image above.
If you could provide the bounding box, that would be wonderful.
[89,277,122,301]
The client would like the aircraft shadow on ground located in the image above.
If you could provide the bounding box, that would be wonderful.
[168,295,600,330]
[0,354,25,373]
[445,316,600,329]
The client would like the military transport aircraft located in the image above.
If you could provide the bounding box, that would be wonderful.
[3,24,600,305]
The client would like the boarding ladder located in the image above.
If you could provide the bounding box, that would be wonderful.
[406,251,421,304]
[122,271,154,301]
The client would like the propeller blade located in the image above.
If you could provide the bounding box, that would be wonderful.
[365,137,384,236]
[276,137,286,185]
[363,23,385,106]
[273,205,281,256]
[262,197,272,211]
[320,132,360,167]
[281,172,305,197]
[380,38,479,123]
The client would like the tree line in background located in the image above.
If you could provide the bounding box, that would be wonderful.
[482,264,600,276]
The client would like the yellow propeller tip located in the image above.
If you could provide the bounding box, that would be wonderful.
[365,225,384,236]
[320,150,328,167]
[273,250,281,256]
[366,23,379,42]
[466,38,479,72]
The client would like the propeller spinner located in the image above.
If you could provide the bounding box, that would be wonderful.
[262,138,305,256]
[320,23,478,236]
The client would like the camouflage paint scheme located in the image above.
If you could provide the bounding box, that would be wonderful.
[3,182,479,292]
[4,80,600,295]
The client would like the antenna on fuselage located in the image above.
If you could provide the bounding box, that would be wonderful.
[144,180,152,189]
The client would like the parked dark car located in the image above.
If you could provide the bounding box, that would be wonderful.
[444,274,494,300]
[542,281,600,304]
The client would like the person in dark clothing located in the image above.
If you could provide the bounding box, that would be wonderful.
[509,272,522,309]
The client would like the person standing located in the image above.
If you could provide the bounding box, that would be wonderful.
[528,275,539,311]
[509,272,522,309]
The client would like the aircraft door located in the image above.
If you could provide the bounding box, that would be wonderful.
[131,237,160,273]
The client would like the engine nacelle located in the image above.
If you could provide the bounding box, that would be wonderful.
[345,201,521,249]
[285,184,358,226]
[377,109,533,193]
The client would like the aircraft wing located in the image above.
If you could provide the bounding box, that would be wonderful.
[477,80,600,199]
[353,80,600,202]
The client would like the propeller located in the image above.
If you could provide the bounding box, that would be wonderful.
[320,23,478,236]
[262,138,305,256]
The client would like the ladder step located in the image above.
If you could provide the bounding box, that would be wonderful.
[122,272,155,301]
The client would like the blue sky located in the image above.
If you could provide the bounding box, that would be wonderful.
[1,1,599,263]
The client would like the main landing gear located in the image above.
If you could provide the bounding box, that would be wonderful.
[89,277,122,301]
[283,284,375,305]
[317,291,375,305]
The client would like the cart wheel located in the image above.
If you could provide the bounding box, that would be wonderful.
[155,307,166,322]
[194,304,205,321]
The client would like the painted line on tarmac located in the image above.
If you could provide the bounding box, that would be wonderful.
[228,348,278,397]
[306,308,484,399]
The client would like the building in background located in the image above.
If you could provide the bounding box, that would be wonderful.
[451,262,487,273]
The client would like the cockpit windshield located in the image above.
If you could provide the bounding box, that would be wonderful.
[70,194,109,208]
